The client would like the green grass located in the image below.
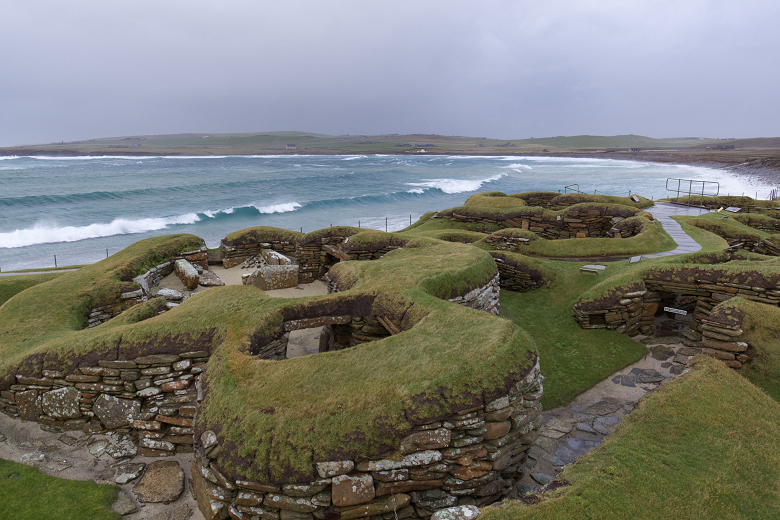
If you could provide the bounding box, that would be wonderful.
[728,298,780,401]
[482,357,780,520]
[0,234,204,374]
[0,459,119,520]
[498,260,647,408]
[683,213,770,244]
[3,265,85,273]
[672,216,730,251]
[0,273,63,307]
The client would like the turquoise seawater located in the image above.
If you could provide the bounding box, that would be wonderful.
[0,154,770,270]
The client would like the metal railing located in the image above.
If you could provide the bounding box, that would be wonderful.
[666,178,720,207]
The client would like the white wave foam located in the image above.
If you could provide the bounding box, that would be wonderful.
[0,156,20,160]
[253,202,302,214]
[0,214,200,248]
[342,156,367,161]
[405,173,506,194]
[406,188,425,194]
[503,163,532,170]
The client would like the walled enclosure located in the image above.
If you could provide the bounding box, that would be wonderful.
[572,255,780,369]
[0,228,542,520]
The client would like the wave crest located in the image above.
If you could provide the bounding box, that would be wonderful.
[0,214,200,248]
[405,173,505,194]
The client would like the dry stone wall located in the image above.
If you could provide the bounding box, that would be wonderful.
[0,350,210,456]
[488,253,547,293]
[191,361,544,520]
[85,247,209,328]
[573,268,780,369]
[434,206,642,240]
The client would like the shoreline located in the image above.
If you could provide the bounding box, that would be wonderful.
[3,148,778,187]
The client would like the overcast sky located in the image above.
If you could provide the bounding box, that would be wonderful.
[1,0,778,146]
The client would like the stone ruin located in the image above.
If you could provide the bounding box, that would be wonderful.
[0,227,545,520]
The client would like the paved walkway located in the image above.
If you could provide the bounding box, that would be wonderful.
[518,332,699,493]
[642,202,709,258]
[517,203,713,493]
[0,269,79,277]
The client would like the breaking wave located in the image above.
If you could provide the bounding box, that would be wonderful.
[405,173,506,194]
[0,214,200,248]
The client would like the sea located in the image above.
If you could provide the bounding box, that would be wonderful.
[0,154,773,271]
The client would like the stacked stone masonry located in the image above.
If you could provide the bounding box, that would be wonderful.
[191,362,544,520]
[86,247,209,328]
[326,273,500,316]
[222,237,364,283]
[489,254,546,293]
[573,274,778,369]
[434,208,642,240]
[0,351,210,457]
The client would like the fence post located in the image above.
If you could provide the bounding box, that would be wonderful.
[54,255,57,268]
[386,218,388,232]
[106,248,109,258]
[410,215,412,226]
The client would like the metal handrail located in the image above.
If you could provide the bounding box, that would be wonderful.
[665,178,720,206]
[564,184,581,194]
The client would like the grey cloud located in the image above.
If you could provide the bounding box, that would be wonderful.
[1,0,778,145]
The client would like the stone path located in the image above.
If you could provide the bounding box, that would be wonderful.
[642,202,709,258]
[0,269,80,277]
[517,324,701,493]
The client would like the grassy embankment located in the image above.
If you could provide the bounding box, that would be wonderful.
[405,191,677,259]
[481,357,780,520]
[0,273,63,307]
[0,459,119,520]
[0,234,205,373]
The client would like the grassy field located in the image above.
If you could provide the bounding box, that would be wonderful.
[0,459,119,520]
[0,272,63,307]
[498,259,647,409]
[481,357,780,520]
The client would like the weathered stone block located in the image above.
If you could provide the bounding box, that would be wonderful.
[16,390,40,421]
[175,259,200,290]
[134,460,185,503]
[336,494,411,520]
[264,494,316,513]
[93,394,141,428]
[332,474,375,506]
[41,387,81,419]
[246,265,299,291]
[315,460,355,478]
[400,428,451,455]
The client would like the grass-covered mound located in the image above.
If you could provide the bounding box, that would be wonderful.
[723,297,780,401]
[0,234,204,376]
[0,230,537,483]
[464,191,528,208]
[476,213,676,258]
[436,201,641,223]
[0,459,119,520]
[0,272,63,307]
[481,357,780,520]
[464,191,652,210]
[659,194,780,210]
[685,213,770,245]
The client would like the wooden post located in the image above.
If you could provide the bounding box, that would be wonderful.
[54,255,57,268]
